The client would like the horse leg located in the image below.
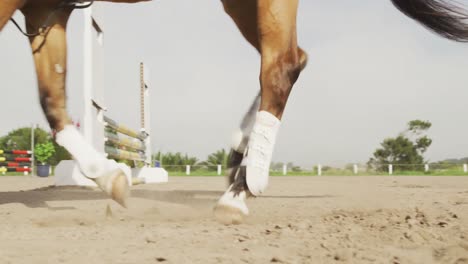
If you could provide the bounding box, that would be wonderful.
[227,44,305,186]
[245,0,303,195]
[214,0,261,224]
[223,0,307,184]
[0,0,25,31]
[215,0,307,223]
[22,7,129,207]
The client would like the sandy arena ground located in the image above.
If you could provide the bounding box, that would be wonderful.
[0,176,467,264]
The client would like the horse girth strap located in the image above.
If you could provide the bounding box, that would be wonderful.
[9,0,95,37]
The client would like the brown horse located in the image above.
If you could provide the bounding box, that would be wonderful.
[0,0,467,224]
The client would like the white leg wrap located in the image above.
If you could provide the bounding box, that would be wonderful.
[244,111,280,196]
[55,125,118,179]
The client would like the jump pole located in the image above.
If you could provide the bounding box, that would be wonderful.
[130,63,167,184]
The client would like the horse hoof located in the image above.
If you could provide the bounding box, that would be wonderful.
[93,169,130,208]
[214,204,247,225]
[110,172,130,208]
[214,189,249,225]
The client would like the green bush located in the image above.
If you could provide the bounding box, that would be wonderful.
[34,141,56,164]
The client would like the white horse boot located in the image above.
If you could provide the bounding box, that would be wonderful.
[55,125,129,207]
[244,110,281,196]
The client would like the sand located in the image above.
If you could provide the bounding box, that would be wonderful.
[0,175,467,264]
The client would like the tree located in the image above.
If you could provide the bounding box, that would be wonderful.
[270,162,284,171]
[0,126,71,166]
[270,161,302,172]
[152,151,199,171]
[199,149,228,171]
[0,127,49,151]
[368,120,432,171]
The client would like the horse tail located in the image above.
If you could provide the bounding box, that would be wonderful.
[391,0,468,42]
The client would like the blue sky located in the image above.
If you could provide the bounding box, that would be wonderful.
[1,0,468,167]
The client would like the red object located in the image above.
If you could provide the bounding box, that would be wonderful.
[11,150,31,155]
[14,157,32,162]
[14,167,31,172]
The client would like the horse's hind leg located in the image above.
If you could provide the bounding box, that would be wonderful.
[215,0,306,224]
[0,0,25,31]
[222,0,307,184]
[22,7,129,207]
[246,0,304,195]
[214,0,261,224]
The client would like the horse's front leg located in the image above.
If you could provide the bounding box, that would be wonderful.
[215,0,306,224]
[22,7,129,207]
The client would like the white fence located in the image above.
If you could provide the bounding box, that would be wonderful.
[159,163,468,176]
